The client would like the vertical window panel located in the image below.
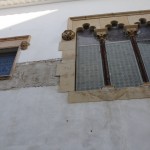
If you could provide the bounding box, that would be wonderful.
[76,30,104,91]
[106,26,143,88]
[106,41,143,87]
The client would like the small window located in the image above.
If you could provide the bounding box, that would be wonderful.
[0,35,31,80]
[0,47,18,79]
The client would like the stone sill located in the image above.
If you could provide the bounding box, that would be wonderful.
[68,84,150,103]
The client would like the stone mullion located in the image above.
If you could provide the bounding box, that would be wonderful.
[95,29,111,86]
[99,37,111,86]
[125,25,149,83]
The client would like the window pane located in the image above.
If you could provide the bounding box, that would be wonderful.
[0,50,17,76]
[137,40,150,80]
[106,40,143,88]
[76,30,104,91]
[136,25,150,81]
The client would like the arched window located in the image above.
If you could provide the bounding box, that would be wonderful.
[76,24,104,91]
[105,21,143,88]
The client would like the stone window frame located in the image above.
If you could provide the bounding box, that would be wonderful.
[57,10,150,103]
[0,35,31,80]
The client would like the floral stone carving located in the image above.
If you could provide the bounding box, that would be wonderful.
[62,30,75,41]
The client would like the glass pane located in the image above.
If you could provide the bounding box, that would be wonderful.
[76,30,104,91]
[0,48,17,76]
[137,25,150,40]
[137,40,150,80]
[106,27,128,42]
[136,25,150,81]
[106,40,143,88]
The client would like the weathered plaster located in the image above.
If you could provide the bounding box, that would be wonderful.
[0,59,61,90]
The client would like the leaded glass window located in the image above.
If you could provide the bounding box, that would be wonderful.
[0,47,18,77]
[75,21,150,91]
[106,23,143,88]
[76,28,104,91]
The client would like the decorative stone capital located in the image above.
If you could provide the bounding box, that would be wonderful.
[62,30,75,41]
[124,25,138,37]
[20,41,30,50]
[95,28,107,39]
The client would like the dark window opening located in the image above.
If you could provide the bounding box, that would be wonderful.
[0,47,18,77]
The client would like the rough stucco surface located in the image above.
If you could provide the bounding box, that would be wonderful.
[0,86,150,150]
[0,59,60,90]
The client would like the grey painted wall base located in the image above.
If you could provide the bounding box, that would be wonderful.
[0,86,150,150]
[0,59,61,90]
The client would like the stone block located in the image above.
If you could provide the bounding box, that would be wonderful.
[72,19,100,31]
[59,40,76,51]
[56,62,75,76]
[59,74,75,92]
[128,14,150,24]
[62,50,76,61]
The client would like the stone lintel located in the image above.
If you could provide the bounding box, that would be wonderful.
[56,62,75,76]
[0,35,31,50]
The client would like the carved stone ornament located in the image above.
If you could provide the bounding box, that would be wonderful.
[62,30,75,41]
[124,25,138,37]
[20,41,30,50]
[95,28,107,39]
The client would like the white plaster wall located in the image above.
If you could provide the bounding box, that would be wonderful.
[0,1,150,150]
[0,87,150,150]
[0,0,150,62]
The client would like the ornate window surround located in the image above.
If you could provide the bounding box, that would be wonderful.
[0,35,31,80]
[57,10,150,103]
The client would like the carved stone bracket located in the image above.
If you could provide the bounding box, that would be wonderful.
[94,28,107,39]
[20,41,30,50]
[124,25,138,36]
[62,30,75,41]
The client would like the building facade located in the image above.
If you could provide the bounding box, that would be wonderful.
[0,0,150,150]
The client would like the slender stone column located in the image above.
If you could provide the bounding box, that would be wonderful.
[95,29,111,86]
[125,25,149,83]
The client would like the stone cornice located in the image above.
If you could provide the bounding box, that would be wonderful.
[69,10,150,21]
[0,0,83,9]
